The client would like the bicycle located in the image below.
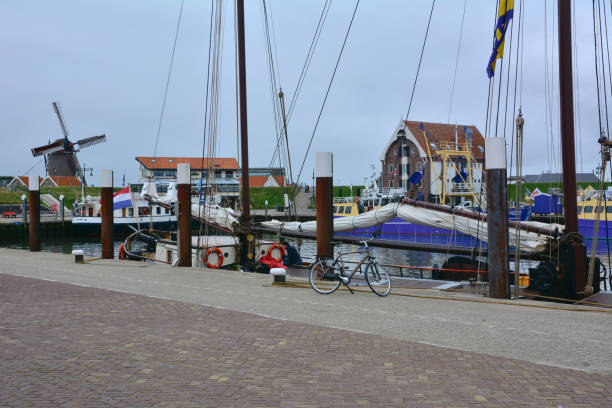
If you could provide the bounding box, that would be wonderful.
[308,240,391,297]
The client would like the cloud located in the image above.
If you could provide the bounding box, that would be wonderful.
[0,0,606,186]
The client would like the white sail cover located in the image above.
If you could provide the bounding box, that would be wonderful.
[140,178,158,198]
[191,203,239,231]
[155,182,177,204]
[259,203,561,252]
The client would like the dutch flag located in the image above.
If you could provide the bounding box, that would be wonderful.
[113,186,132,210]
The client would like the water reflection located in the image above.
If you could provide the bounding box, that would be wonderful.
[0,235,124,257]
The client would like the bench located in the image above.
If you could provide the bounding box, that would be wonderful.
[3,211,16,218]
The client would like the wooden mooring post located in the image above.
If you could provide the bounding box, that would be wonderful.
[316,152,333,258]
[485,137,509,299]
[29,176,40,252]
[177,163,192,267]
[101,170,114,259]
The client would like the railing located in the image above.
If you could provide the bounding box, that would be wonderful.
[438,142,472,152]
[450,183,474,193]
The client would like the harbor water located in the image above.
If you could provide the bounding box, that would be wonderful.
[1,222,610,291]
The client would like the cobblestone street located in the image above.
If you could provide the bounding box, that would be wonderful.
[1,273,611,407]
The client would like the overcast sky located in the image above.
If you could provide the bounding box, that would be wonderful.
[0,0,609,186]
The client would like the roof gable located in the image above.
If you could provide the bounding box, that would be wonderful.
[44,176,82,187]
[403,120,485,159]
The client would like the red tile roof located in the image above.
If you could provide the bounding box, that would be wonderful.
[45,176,82,187]
[136,157,239,170]
[404,121,485,160]
[247,175,285,187]
[15,176,44,186]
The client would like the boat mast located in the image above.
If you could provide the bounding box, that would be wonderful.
[558,0,586,295]
[558,0,578,234]
[237,0,252,254]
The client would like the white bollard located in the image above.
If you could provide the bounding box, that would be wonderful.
[270,268,286,283]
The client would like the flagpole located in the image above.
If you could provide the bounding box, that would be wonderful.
[131,185,140,231]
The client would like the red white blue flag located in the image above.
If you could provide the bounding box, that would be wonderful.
[113,186,132,210]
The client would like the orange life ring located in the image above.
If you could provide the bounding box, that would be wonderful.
[204,247,224,269]
[266,243,286,261]
[118,242,127,260]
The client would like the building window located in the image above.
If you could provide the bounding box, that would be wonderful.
[584,206,593,213]
[389,164,393,174]
[417,162,422,172]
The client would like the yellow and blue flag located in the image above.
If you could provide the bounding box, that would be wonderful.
[486,0,514,78]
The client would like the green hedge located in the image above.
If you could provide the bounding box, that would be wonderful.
[507,182,611,201]
[333,185,365,197]
[0,186,123,206]
[0,188,23,204]
[249,186,294,209]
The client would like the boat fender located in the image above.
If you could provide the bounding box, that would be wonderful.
[118,243,127,260]
[204,247,224,269]
[266,243,286,261]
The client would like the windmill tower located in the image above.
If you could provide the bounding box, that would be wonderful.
[31,102,106,186]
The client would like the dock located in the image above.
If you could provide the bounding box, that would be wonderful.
[1,248,611,406]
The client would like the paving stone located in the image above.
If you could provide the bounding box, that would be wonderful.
[0,274,611,407]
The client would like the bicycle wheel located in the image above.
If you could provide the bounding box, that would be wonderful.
[365,261,391,297]
[309,259,341,294]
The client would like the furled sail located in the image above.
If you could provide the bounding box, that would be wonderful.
[260,202,560,252]
[191,203,239,231]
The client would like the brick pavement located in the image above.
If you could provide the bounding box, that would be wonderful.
[1,274,611,407]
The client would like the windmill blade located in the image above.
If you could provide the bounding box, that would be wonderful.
[31,139,64,157]
[76,134,106,149]
[52,101,70,140]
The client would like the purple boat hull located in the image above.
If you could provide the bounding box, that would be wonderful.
[336,216,612,254]
[336,216,483,248]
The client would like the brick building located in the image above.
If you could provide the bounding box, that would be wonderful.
[379,120,485,204]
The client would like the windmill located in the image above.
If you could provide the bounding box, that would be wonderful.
[31,102,106,186]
